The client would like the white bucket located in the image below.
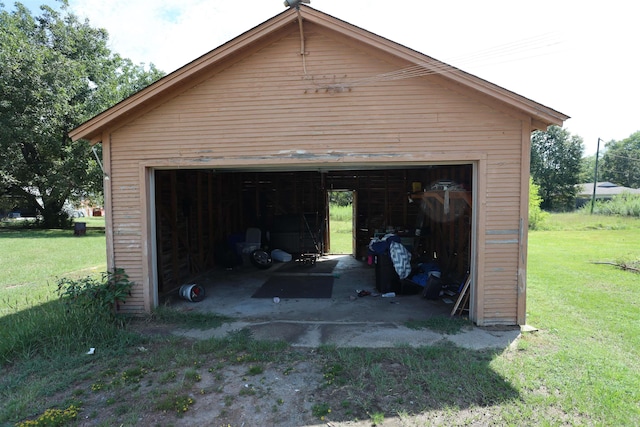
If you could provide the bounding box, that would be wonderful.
[271,249,292,262]
[179,284,205,302]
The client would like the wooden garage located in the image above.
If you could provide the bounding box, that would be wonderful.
[70,5,567,326]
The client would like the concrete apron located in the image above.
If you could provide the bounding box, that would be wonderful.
[169,255,521,350]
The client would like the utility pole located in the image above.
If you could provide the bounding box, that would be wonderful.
[590,137,602,214]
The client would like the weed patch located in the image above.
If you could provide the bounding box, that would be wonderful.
[405,316,471,334]
[154,392,195,414]
[56,269,134,322]
[311,402,332,420]
[151,305,230,329]
[15,404,80,427]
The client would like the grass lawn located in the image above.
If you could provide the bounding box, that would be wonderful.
[76,216,106,229]
[1,213,639,425]
[0,224,106,315]
[328,204,353,254]
[496,213,640,424]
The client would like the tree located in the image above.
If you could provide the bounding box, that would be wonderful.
[580,154,597,184]
[0,2,164,227]
[528,177,548,230]
[600,131,640,188]
[329,191,353,206]
[530,126,584,211]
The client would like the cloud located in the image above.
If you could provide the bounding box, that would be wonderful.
[70,0,279,72]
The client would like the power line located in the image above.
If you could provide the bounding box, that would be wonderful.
[318,33,565,89]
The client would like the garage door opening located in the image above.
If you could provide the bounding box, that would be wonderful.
[152,166,474,320]
[328,190,354,255]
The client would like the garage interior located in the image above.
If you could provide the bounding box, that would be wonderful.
[155,164,473,318]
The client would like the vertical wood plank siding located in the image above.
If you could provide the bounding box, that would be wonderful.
[109,23,524,323]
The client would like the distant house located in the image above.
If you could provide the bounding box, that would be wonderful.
[69,5,567,326]
[576,182,640,207]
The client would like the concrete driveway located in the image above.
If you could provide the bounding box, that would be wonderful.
[168,255,521,350]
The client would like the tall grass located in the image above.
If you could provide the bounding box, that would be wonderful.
[0,299,131,365]
[538,211,640,231]
[1,270,137,365]
[583,192,640,216]
[0,227,115,371]
[329,204,352,222]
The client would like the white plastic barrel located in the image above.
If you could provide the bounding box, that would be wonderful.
[179,284,205,302]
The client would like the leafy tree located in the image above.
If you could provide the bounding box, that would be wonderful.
[600,131,640,188]
[530,126,584,211]
[528,177,548,230]
[580,154,597,184]
[329,191,353,206]
[0,2,164,227]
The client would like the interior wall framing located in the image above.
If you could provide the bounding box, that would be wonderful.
[153,165,472,296]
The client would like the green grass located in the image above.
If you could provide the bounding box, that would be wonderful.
[537,211,640,231]
[77,216,106,229]
[151,305,230,329]
[485,221,640,424]
[0,212,639,425]
[405,316,471,334]
[329,204,352,254]
[0,228,107,315]
[586,192,640,216]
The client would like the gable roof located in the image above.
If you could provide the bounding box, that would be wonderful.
[70,5,569,143]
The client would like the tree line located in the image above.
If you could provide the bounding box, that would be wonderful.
[0,2,163,227]
[1,3,639,225]
[531,127,640,211]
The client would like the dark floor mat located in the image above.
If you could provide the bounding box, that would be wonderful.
[274,258,339,274]
[252,275,334,299]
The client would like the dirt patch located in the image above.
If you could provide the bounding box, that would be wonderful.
[74,354,426,426]
[12,321,519,427]
[71,343,337,426]
[63,325,332,427]
[170,362,324,426]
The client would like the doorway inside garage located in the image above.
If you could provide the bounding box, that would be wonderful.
[327,190,354,255]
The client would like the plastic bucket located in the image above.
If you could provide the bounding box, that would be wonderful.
[179,284,205,302]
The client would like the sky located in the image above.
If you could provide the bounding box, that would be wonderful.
[11,0,640,155]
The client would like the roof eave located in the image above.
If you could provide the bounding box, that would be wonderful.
[69,8,299,142]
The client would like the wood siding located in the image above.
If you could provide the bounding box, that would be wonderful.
[106,22,525,324]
